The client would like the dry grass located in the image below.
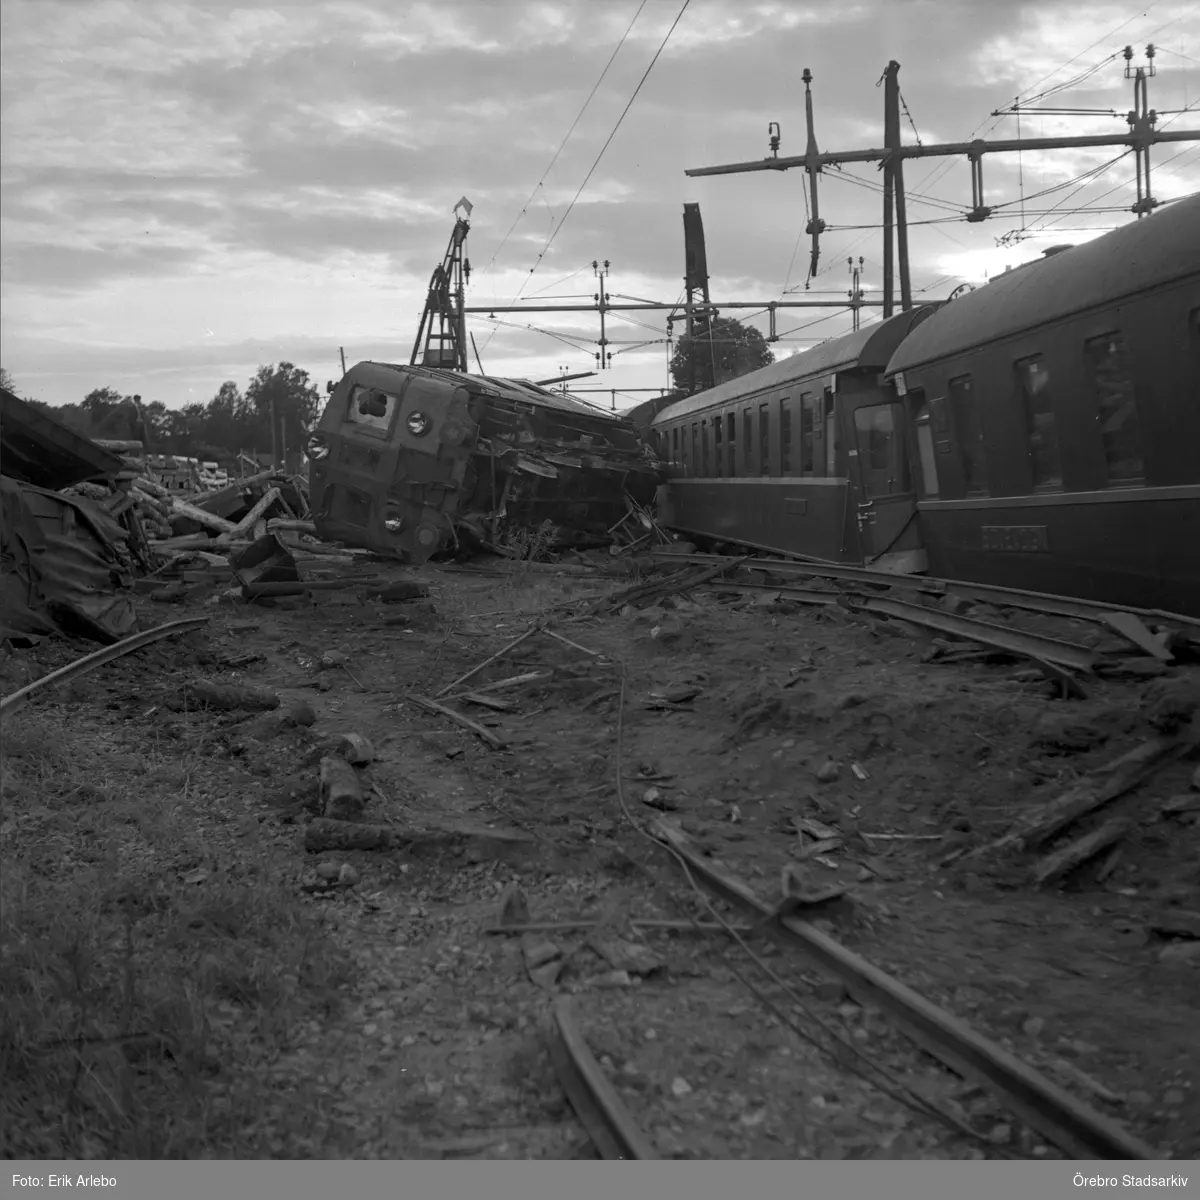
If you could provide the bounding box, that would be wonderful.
[0,703,353,1158]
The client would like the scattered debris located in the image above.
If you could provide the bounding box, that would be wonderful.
[178,680,280,712]
[495,884,531,929]
[409,693,507,750]
[1031,816,1134,888]
[970,738,1187,860]
[1149,910,1200,940]
[338,732,375,766]
[319,756,367,821]
[304,817,407,854]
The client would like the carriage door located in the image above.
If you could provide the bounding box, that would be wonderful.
[843,393,917,564]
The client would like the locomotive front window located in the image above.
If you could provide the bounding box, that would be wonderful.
[948,374,988,495]
[1015,355,1062,489]
[346,385,397,433]
[1084,332,1143,485]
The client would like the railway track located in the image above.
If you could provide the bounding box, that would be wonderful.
[644,548,1200,635]
[537,653,1173,1163]
[542,823,1159,1162]
[543,841,1162,1160]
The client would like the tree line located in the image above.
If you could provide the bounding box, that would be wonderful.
[0,315,775,464]
[0,363,324,466]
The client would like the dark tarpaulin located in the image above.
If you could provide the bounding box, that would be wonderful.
[0,387,126,491]
[0,474,139,644]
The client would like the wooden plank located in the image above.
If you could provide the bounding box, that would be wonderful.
[969,738,1185,859]
[1031,816,1133,888]
[170,499,238,534]
[408,693,507,749]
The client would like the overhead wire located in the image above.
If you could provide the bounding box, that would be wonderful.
[481,0,649,288]
[495,1,691,311]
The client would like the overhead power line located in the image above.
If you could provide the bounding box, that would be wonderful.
[483,0,648,284]
[490,0,691,313]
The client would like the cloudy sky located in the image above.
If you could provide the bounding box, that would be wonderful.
[2,0,1197,414]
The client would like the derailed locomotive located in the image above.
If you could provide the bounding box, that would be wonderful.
[653,194,1200,615]
[305,361,661,562]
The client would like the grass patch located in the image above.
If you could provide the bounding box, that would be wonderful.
[0,704,353,1158]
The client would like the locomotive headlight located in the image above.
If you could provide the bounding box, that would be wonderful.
[405,410,431,436]
[383,513,405,533]
[304,433,330,461]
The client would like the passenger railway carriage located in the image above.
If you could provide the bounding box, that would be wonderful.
[886,193,1200,615]
[652,194,1200,615]
[653,306,939,573]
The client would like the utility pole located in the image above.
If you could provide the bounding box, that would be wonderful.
[1127,43,1159,216]
[882,61,913,313]
[593,260,612,371]
[802,69,826,280]
[685,52,1197,276]
[848,257,864,330]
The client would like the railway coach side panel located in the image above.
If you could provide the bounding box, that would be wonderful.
[667,476,858,562]
[918,491,1200,616]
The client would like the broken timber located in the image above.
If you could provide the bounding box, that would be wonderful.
[1032,817,1134,888]
[408,693,507,749]
[968,737,1187,861]
[596,557,748,613]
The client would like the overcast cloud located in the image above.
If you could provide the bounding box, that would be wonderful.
[2,0,1197,411]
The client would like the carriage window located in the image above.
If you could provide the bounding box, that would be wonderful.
[779,398,793,474]
[672,426,679,465]
[691,424,699,476]
[1015,355,1062,489]
[727,412,737,475]
[347,385,396,433]
[824,387,837,475]
[1084,332,1143,485]
[948,374,988,495]
[700,419,709,477]
[743,408,753,472]
[713,413,723,477]
[800,393,817,475]
[913,394,940,498]
[758,404,770,475]
[853,403,911,498]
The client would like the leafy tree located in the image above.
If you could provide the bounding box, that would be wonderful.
[0,366,16,394]
[669,315,775,395]
[244,362,321,461]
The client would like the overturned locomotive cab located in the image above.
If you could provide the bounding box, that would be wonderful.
[305,361,662,562]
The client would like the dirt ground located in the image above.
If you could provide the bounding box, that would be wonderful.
[2,551,1198,1161]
